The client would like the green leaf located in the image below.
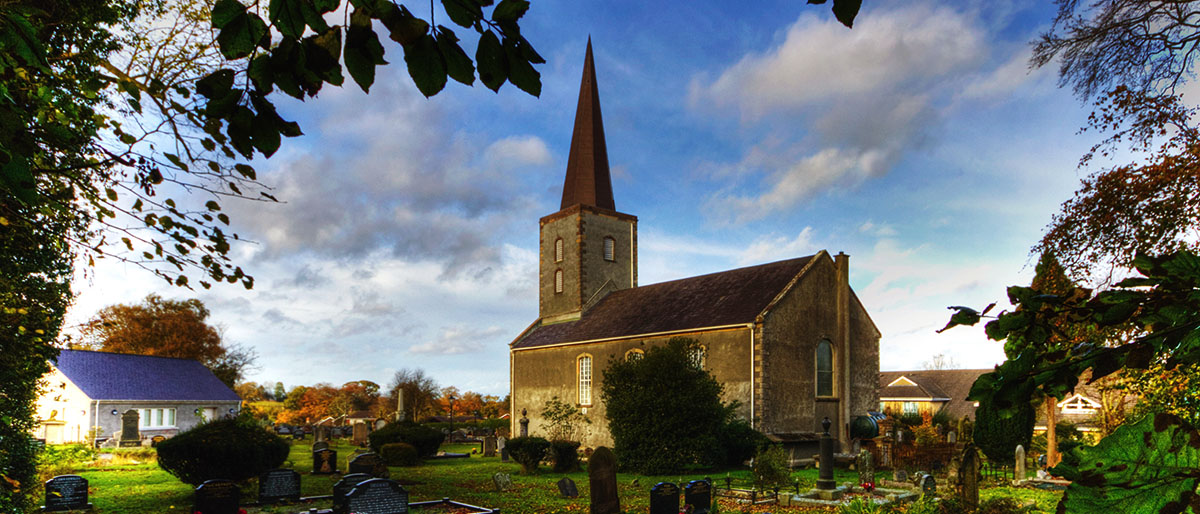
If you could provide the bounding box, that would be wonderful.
[251,113,282,156]
[436,28,474,86]
[936,306,979,333]
[205,201,221,211]
[269,0,306,39]
[403,34,447,97]
[475,30,507,92]
[303,27,344,86]
[441,0,482,28]
[504,36,540,96]
[233,164,256,180]
[1054,413,1200,513]
[211,0,245,28]
[381,4,429,46]
[830,0,861,28]
[491,0,529,22]
[216,7,268,59]
[344,7,389,92]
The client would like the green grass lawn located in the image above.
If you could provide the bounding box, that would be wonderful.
[52,441,1063,513]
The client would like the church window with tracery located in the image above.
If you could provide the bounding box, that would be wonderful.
[603,237,615,261]
[625,348,644,361]
[577,355,593,405]
[816,339,834,397]
[688,345,706,369]
[555,238,564,262]
[555,269,563,293]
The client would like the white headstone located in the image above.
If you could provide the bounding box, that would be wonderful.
[1014,445,1026,482]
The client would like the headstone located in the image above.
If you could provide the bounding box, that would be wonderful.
[119,410,140,447]
[893,469,908,482]
[959,445,980,510]
[353,423,370,446]
[257,468,301,503]
[921,474,936,496]
[856,449,875,491]
[349,452,390,478]
[278,425,292,435]
[293,431,305,440]
[483,436,497,457]
[557,477,579,498]
[312,441,330,452]
[589,446,620,514]
[947,431,957,444]
[331,473,372,514]
[1014,444,1026,482]
[344,478,409,514]
[492,472,513,492]
[649,482,679,514]
[315,425,326,442]
[684,480,713,514]
[42,475,91,512]
[312,448,338,474]
[375,419,387,431]
[193,479,239,514]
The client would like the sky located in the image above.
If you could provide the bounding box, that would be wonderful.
[65,0,1105,396]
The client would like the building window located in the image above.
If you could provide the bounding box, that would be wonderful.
[555,238,564,262]
[1060,395,1100,414]
[902,402,918,415]
[603,237,615,261]
[138,408,176,429]
[688,346,706,369]
[625,349,644,361]
[555,269,563,293]
[578,355,593,405]
[816,339,834,397]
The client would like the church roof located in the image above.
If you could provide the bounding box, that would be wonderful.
[53,349,240,402]
[560,38,615,211]
[512,255,817,349]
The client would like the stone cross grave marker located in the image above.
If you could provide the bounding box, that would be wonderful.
[492,472,513,492]
[313,440,330,452]
[257,468,301,504]
[193,479,239,514]
[649,482,680,514]
[119,410,140,447]
[684,479,713,514]
[589,446,620,514]
[353,423,370,446]
[42,475,91,512]
[349,452,390,478]
[856,449,875,491]
[557,477,579,498]
[332,473,372,514]
[1014,444,1026,482]
[959,445,980,510]
[483,435,497,457]
[344,478,409,514]
[312,448,338,474]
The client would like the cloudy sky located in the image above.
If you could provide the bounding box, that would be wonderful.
[67,0,1102,396]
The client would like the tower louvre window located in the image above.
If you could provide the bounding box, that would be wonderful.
[555,238,564,262]
[555,269,564,293]
[603,237,615,261]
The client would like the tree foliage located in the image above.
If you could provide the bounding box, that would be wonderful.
[540,396,589,442]
[973,399,1034,463]
[155,416,289,485]
[387,367,440,422]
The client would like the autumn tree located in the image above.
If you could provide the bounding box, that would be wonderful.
[235,381,265,401]
[386,367,439,422]
[276,383,337,424]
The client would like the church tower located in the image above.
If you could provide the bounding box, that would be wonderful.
[539,40,638,323]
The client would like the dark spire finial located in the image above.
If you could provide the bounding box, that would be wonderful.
[560,38,615,211]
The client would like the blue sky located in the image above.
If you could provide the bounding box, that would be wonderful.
[67,0,1101,396]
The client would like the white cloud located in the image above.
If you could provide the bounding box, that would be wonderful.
[737,228,819,266]
[484,136,553,169]
[409,326,507,355]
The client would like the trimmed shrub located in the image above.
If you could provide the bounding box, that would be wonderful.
[380,442,420,466]
[718,418,767,466]
[155,418,289,485]
[549,440,581,472]
[368,422,442,457]
[752,444,791,490]
[506,436,550,474]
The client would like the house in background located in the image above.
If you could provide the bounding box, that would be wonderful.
[34,349,241,445]
[1033,369,1135,439]
[878,369,990,420]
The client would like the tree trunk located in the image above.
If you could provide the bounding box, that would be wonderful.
[1045,398,1059,469]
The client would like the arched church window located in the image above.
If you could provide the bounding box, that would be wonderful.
[688,345,706,369]
[816,339,834,397]
[625,348,644,361]
[555,238,564,262]
[555,269,563,293]
[577,354,593,405]
[603,236,615,261]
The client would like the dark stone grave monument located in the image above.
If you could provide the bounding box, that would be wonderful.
[483,436,497,457]
[119,410,140,447]
[959,445,980,509]
[519,409,529,437]
[42,475,91,512]
[921,474,936,497]
[353,423,370,446]
[293,430,305,440]
[312,441,330,452]
[344,478,409,514]
[492,472,513,492]
[349,452,390,478]
[649,482,679,514]
[684,479,712,514]
[588,446,619,514]
[893,469,908,483]
[257,468,301,504]
[856,449,875,491]
[193,479,239,514]
[312,448,338,474]
[557,477,579,498]
[332,473,372,514]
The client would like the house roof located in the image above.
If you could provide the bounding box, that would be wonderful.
[512,255,817,349]
[346,410,374,420]
[878,369,991,420]
[53,349,240,402]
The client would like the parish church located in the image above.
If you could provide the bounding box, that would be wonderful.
[508,42,880,452]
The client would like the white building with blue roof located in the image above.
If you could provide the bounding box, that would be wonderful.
[34,349,242,445]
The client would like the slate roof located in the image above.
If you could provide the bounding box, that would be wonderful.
[560,38,615,211]
[512,256,816,349]
[879,369,991,420]
[53,349,240,402]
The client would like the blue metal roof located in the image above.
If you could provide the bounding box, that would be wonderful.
[53,349,241,402]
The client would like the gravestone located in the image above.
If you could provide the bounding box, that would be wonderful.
[375,419,387,431]
[492,472,513,492]
[519,409,529,437]
[947,431,957,444]
[353,423,370,446]
[856,449,875,491]
[193,479,239,514]
[277,425,292,435]
[921,474,936,496]
[119,410,140,447]
[589,446,619,514]
[293,431,305,440]
[959,445,980,510]
[150,435,166,447]
[349,452,390,478]
[684,479,713,514]
[331,473,372,514]
[42,475,91,512]
[345,479,409,514]
[893,469,908,483]
[649,482,680,514]
[498,436,509,462]
[312,441,330,452]
[557,477,579,498]
[257,468,301,503]
[1014,444,1026,482]
[312,448,338,474]
[483,436,497,457]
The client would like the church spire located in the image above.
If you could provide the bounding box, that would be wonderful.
[560,38,615,211]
